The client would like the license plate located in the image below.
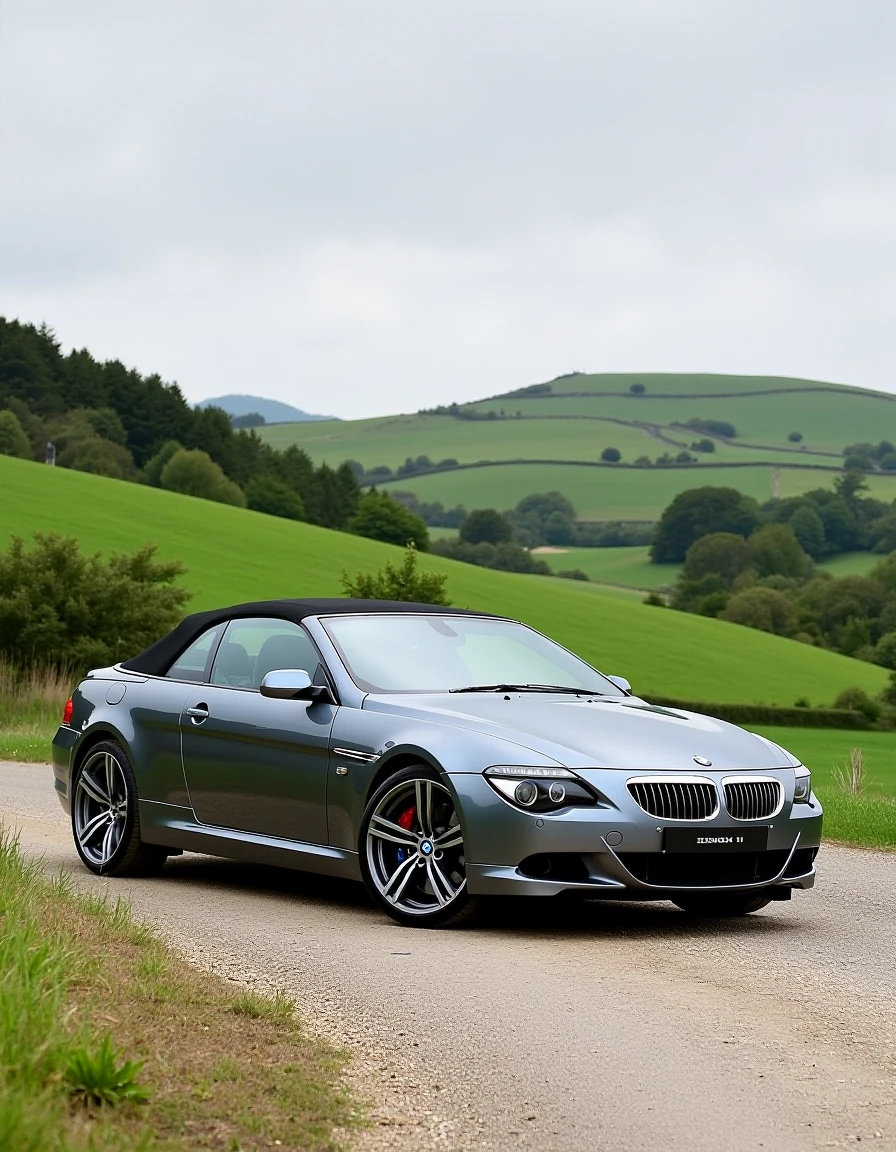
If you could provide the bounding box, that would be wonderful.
[663,826,769,853]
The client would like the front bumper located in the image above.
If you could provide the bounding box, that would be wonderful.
[450,769,822,899]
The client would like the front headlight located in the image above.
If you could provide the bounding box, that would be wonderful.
[793,767,812,804]
[484,765,598,813]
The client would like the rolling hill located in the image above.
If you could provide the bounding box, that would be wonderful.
[1,453,888,706]
[197,394,334,423]
[258,372,896,520]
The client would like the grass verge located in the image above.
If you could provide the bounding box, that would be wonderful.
[813,787,896,850]
[0,662,68,763]
[0,827,361,1151]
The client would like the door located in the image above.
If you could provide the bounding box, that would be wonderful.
[179,617,336,844]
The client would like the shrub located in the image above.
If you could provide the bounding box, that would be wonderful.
[0,534,190,673]
[629,383,646,394]
[340,543,449,605]
[643,592,666,606]
[601,447,621,462]
[646,697,869,729]
[556,568,589,581]
[685,418,737,438]
[160,448,247,506]
[833,687,882,723]
[57,437,136,480]
[348,490,429,549]
[690,439,716,453]
[0,410,32,459]
[720,586,796,636]
[788,431,803,443]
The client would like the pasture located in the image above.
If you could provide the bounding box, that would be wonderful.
[0,453,890,705]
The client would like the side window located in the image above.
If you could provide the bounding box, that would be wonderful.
[210,618,321,690]
[165,625,222,682]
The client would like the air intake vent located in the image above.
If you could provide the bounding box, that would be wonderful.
[723,779,782,821]
[627,777,718,821]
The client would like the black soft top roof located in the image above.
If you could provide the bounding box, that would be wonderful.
[121,598,495,676]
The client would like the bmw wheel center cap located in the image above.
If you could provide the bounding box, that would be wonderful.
[420,839,434,856]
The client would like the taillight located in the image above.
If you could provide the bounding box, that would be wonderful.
[62,697,73,726]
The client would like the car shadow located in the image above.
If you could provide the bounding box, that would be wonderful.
[151,852,803,941]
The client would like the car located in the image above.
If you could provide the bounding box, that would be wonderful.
[52,598,822,927]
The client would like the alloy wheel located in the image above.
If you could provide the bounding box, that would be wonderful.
[365,777,466,916]
[73,750,129,867]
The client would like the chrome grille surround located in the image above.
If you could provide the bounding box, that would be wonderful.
[626,775,719,821]
[722,776,784,821]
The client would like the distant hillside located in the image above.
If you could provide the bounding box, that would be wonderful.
[257,371,896,520]
[198,394,335,423]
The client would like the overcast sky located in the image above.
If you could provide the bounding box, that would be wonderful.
[2,1,894,418]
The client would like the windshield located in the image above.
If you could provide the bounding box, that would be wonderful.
[320,614,623,696]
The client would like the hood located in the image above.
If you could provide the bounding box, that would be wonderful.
[363,692,800,771]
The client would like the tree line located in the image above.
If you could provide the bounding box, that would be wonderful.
[0,318,430,548]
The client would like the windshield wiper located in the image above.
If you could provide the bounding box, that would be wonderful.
[449,683,606,695]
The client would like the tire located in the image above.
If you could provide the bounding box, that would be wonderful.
[71,740,168,877]
[359,764,480,928]
[672,891,773,917]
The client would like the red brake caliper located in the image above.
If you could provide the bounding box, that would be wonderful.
[395,805,417,864]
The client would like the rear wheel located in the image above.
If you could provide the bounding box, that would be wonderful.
[360,765,479,928]
[673,892,773,917]
[71,740,168,877]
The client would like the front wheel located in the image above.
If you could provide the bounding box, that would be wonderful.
[71,740,168,877]
[359,765,479,928]
[673,891,773,917]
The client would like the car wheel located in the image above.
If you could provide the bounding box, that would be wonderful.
[71,740,168,877]
[672,892,773,917]
[360,764,479,928]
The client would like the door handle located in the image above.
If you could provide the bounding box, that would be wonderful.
[186,704,209,724]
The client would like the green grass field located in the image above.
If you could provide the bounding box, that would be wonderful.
[259,373,896,521]
[375,462,896,521]
[1,454,891,705]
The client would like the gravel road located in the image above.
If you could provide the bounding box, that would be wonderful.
[2,760,895,1151]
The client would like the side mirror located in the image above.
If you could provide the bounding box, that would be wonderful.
[260,668,316,699]
[607,675,632,694]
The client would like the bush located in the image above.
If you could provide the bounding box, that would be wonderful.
[690,439,716,453]
[685,418,737,438]
[833,687,882,723]
[788,431,803,443]
[160,448,247,506]
[556,568,589,581]
[0,534,190,673]
[601,447,621,463]
[340,543,449,605]
[0,410,32,459]
[720,586,796,636]
[57,437,136,480]
[246,476,305,521]
[629,383,646,394]
[348,490,429,549]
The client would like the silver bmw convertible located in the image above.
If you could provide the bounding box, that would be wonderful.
[52,598,821,927]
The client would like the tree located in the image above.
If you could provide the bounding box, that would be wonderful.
[601,447,621,462]
[788,431,803,442]
[340,543,449,605]
[690,438,715,453]
[720,587,796,636]
[788,504,826,560]
[873,632,896,671]
[747,524,813,580]
[0,410,32,459]
[629,383,646,394]
[0,533,189,673]
[459,508,512,546]
[143,439,184,486]
[651,487,760,563]
[246,476,306,520]
[231,412,265,428]
[681,533,751,585]
[160,448,247,506]
[348,490,429,549]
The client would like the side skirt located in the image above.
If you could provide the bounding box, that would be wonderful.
[138,800,362,882]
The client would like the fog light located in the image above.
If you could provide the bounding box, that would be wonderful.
[548,782,566,804]
[514,780,538,806]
